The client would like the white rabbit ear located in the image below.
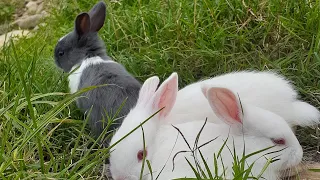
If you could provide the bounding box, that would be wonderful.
[205,87,242,125]
[151,72,178,118]
[201,85,208,97]
[136,76,160,106]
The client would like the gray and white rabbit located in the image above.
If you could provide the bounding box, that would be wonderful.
[54,1,141,139]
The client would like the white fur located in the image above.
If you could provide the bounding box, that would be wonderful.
[68,57,117,93]
[149,89,304,179]
[58,33,69,42]
[150,115,302,180]
[109,74,304,180]
[168,71,320,127]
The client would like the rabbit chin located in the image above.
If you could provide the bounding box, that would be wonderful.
[280,147,303,170]
[261,147,303,179]
[109,161,142,180]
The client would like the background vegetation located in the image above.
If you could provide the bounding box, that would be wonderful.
[0,0,319,179]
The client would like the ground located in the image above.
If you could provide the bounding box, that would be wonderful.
[0,0,319,179]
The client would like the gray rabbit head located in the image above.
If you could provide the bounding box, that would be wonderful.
[54,2,108,72]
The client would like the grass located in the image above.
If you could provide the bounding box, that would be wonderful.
[0,0,319,179]
[169,120,275,180]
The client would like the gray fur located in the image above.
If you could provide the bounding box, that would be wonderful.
[78,63,141,138]
[54,29,110,72]
[54,2,110,72]
[53,1,141,142]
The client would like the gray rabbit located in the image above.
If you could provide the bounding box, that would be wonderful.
[54,1,141,142]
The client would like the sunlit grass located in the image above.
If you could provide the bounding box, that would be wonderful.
[0,0,319,179]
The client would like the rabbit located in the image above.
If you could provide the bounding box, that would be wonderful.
[53,1,141,139]
[168,71,320,128]
[109,72,303,180]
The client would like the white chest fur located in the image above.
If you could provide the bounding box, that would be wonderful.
[68,57,117,93]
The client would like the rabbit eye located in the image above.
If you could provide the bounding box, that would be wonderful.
[137,149,147,161]
[271,138,286,145]
[58,51,64,56]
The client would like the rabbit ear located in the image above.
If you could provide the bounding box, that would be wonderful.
[151,73,178,118]
[201,85,208,97]
[88,1,106,32]
[75,13,91,36]
[204,87,242,125]
[137,76,160,106]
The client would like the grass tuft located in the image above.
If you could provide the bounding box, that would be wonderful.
[0,0,319,179]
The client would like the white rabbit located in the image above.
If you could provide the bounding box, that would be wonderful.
[109,73,303,180]
[169,71,320,127]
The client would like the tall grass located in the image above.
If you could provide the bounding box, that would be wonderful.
[0,0,319,179]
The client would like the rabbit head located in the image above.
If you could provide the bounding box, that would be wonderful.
[109,73,179,180]
[54,1,108,72]
[202,86,304,173]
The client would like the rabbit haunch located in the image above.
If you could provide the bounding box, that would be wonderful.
[109,72,308,180]
[169,71,320,127]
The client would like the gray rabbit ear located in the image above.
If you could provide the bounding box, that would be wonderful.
[88,1,106,32]
[75,13,91,37]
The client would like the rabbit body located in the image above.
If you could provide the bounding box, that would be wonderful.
[110,73,306,180]
[54,2,141,137]
[68,57,141,135]
[170,71,319,127]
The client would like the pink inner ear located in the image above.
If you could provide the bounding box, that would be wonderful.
[153,73,178,118]
[159,85,169,107]
[209,88,242,124]
[158,82,177,117]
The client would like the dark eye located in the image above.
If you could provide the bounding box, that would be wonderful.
[137,149,147,161]
[271,138,286,145]
[58,51,64,56]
